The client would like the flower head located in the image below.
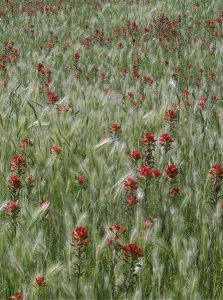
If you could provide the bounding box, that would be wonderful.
[110,123,121,134]
[129,150,141,161]
[20,137,33,148]
[109,224,126,240]
[8,176,22,189]
[126,194,138,206]
[35,276,46,287]
[10,155,26,174]
[36,63,44,71]
[159,133,173,150]
[72,226,90,246]
[164,109,177,124]
[124,177,138,192]
[75,175,86,185]
[139,164,151,177]
[40,199,50,207]
[170,187,180,197]
[51,145,61,154]
[209,164,223,179]
[208,72,216,79]
[183,89,190,96]
[165,165,178,179]
[10,291,23,299]
[150,168,161,177]
[73,52,80,61]
[5,201,20,216]
[120,243,143,261]
[26,174,35,185]
[141,132,156,145]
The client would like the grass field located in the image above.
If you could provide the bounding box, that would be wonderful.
[0,0,223,299]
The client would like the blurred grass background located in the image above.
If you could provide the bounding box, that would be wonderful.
[0,0,223,299]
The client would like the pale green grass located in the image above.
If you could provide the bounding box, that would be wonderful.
[0,0,223,299]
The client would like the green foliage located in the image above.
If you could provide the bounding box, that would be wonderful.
[0,0,223,299]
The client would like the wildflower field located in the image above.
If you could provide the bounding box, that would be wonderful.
[0,0,223,299]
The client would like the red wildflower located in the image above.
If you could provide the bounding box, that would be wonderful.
[10,156,26,174]
[139,164,151,177]
[72,226,90,246]
[75,175,86,185]
[124,177,138,192]
[120,67,129,74]
[165,165,178,179]
[35,277,46,287]
[208,72,216,79]
[129,150,141,160]
[132,70,140,78]
[20,137,33,147]
[1,79,8,87]
[40,199,50,207]
[26,174,34,185]
[141,132,156,145]
[47,89,58,104]
[142,75,154,86]
[209,164,223,179]
[8,176,22,189]
[73,52,80,61]
[120,243,143,261]
[170,187,180,196]
[143,216,156,228]
[159,133,173,150]
[51,145,61,154]
[110,123,121,134]
[151,169,161,177]
[106,238,113,245]
[36,63,44,71]
[109,224,126,239]
[92,65,98,73]
[164,109,177,124]
[5,201,20,215]
[183,89,190,96]
[10,291,23,299]
[126,194,138,205]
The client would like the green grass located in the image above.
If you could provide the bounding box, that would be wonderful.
[0,0,223,299]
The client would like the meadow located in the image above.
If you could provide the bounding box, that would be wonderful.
[0,0,223,299]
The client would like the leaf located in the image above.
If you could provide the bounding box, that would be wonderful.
[94,138,113,149]
[46,263,64,279]
[27,101,39,120]
[27,120,50,129]
[153,240,174,257]
[28,205,50,230]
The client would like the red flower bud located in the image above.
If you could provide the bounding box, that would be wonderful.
[165,165,178,179]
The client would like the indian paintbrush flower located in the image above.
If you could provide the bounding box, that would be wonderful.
[120,243,143,261]
[124,177,138,192]
[129,150,141,161]
[71,226,90,247]
[5,201,20,216]
[126,194,138,206]
[10,155,26,174]
[110,123,121,134]
[209,164,223,204]
[10,291,23,299]
[34,276,46,287]
[159,133,173,151]
[165,165,178,179]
